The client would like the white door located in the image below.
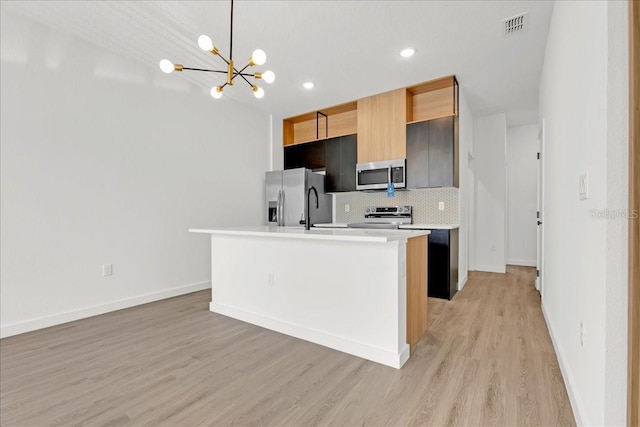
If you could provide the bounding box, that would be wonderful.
[536,120,545,293]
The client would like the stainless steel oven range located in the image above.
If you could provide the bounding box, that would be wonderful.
[347,205,413,230]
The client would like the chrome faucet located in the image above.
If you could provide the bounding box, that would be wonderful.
[306,186,318,230]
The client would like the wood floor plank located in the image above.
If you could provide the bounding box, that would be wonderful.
[0,266,576,426]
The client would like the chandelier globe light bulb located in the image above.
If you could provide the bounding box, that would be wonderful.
[159,59,174,73]
[251,49,267,66]
[253,86,265,98]
[198,35,214,51]
[211,86,223,99]
[262,70,275,84]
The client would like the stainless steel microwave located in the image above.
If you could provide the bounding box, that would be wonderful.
[356,159,406,191]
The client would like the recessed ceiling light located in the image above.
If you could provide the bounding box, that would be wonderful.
[303,82,315,89]
[400,48,415,58]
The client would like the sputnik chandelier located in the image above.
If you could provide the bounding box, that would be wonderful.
[158,0,274,99]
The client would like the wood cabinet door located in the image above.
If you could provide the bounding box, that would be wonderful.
[406,235,428,347]
[284,143,305,170]
[406,121,430,188]
[324,137,341,191]
[427,117,454,187]
[305,140,326,170]
[339,135,357,191]
[324,135,357,192]
[284,140,325,171]
[357,89,407,163]
[427,230,450,299]
[406,117,456,188]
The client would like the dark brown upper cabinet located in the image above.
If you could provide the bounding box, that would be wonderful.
[406,117,459,188]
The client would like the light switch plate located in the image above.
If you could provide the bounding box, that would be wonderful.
[345,204,350,213]
[102,264,113,277]
[438,202,445,211]
[579,174,589,200]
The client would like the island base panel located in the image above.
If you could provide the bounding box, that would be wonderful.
[208,234,411,368]
[210,302,410,369]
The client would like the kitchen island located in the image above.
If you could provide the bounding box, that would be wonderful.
[189,226,429,368]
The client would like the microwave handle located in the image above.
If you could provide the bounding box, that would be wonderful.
[388,166,392,185]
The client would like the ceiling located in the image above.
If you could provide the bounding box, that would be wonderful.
[2,1,554,126]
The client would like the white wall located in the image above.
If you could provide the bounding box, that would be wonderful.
[506,125,538,266]
[473,114,507,273]
[603,2,629,422]
[467,157,476,271]
[0,9,271,337]
[271,115,284,171]
[457,90,474,287]
[538,1,628,425]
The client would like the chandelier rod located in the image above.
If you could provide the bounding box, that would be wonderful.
[229,0,234,61]
[235,63,255,87]
[182,67,227,74]
[182,66,255,78]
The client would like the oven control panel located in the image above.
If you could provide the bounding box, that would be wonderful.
[364,206,413,224]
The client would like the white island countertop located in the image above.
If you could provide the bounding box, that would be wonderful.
[313,223,459,230]
[399,224,460,230]
[189,226,428,243]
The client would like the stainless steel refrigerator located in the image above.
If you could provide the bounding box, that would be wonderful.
[265,168,332,226]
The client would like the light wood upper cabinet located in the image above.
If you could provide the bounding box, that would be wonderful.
[356,89,409,163]
[283,102,357,146]
[407,76,458,123]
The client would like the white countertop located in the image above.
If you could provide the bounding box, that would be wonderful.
[189,226,429,243]
[313,223,459,230]
[399,224,460,230]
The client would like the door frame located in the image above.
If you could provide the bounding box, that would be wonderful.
[629,0,639,425]
[536,120,545,295]
[468,153,476,271]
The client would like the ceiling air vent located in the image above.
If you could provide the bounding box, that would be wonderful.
[503,12,529,36]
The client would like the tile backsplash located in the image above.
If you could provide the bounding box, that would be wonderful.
[334,187,459,225]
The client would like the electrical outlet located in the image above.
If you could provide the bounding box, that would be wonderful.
[345,204,350,213]
[102,264,113,277]
[438,201,445,211]
[268,272,274,286]
[579,174,589,200]
[580,321,585,347]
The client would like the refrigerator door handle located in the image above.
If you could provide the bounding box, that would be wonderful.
[276,189,282,226]
[281,190,285,226]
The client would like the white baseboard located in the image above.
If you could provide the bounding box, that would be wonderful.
[458,273,468,290]
[210,301,410,369]
[506,258,537,267]
[541,302,584,426]
[475,264,506,274]
[0,281,211,339]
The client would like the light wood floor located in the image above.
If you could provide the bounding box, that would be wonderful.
[1,266,575,426]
